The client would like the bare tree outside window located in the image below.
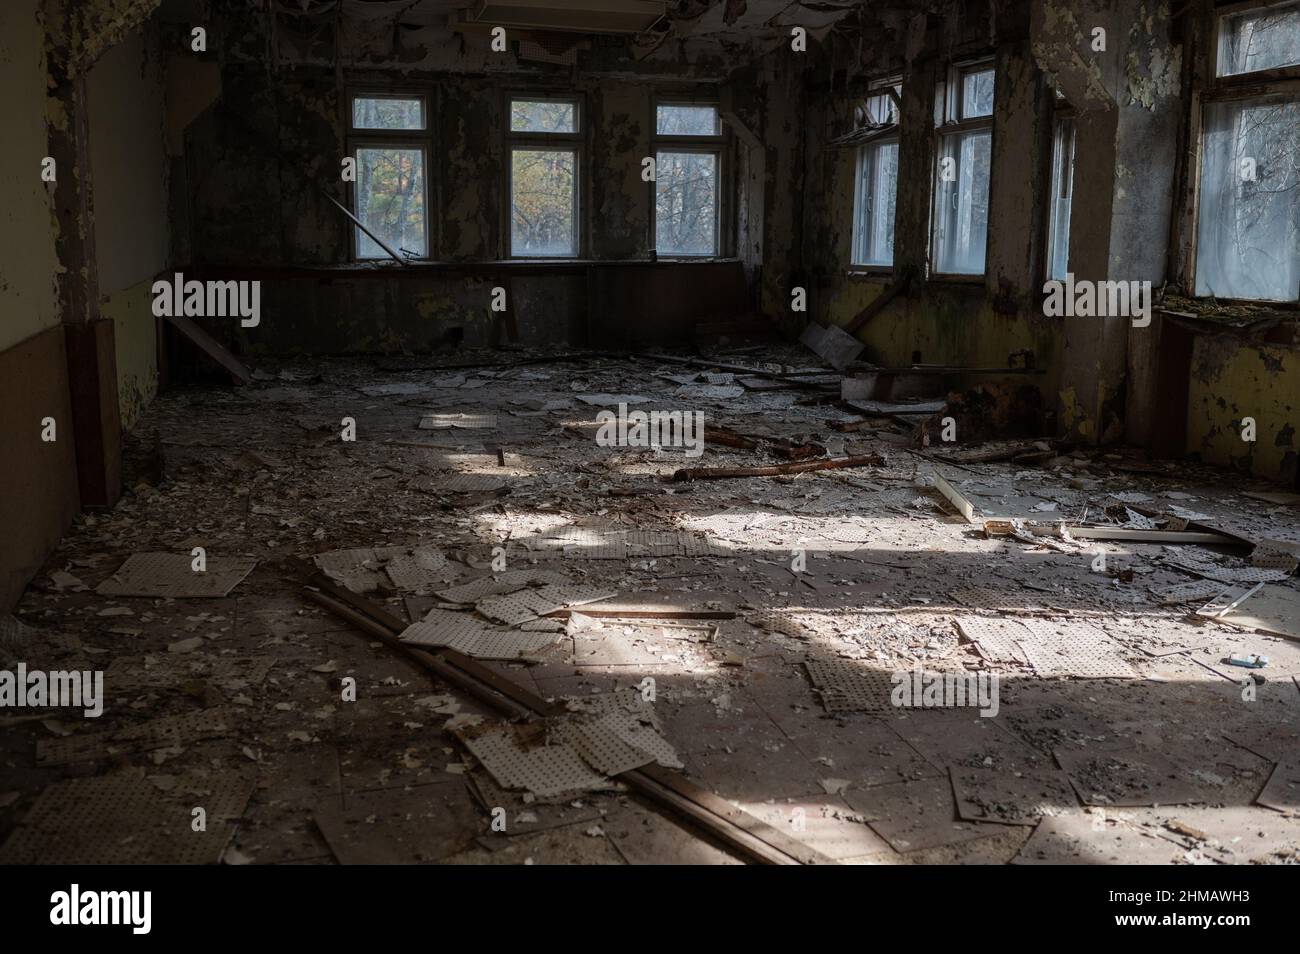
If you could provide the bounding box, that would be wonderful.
[1195,5,1300,300]
[509,99,580,257]
[349,96,428,259]
[654,103,721,256]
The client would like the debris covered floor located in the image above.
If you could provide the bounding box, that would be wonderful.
[3,351,1300,865]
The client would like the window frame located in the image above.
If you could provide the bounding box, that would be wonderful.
[346,88,433,262]
[1182,0,1300,304]
[1042,94,1076,284]
[504,93,585,260]
[652,96,726,259]
[850,76,903,273]
[929,58,996,281]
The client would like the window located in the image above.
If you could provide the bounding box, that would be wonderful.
[1194,2,1300,301]
[654,101,722,257]
[1217,0,1300,76]
[851,77,902,268]
[348,94,429,259]
[1046,110,1076,282]
[508,97,581,258]
[931,63,995,275]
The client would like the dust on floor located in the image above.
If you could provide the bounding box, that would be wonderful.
[2,351,1299,865]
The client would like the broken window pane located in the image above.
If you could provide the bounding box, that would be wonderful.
[511,148,577,257]
[932,128,992,274]
[1195,96,1300,301]
[354,146,426,258]
[656,104,720,136]
[1047,116,1076,281]
[864,86,901,127]
[1218,0,1300,76]
[352,96,424,130]
[655,151,719,256]
[961,68,995,118]
[511,100,577,134]
[853,139,899,267]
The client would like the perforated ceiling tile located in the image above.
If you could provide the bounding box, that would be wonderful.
[1251,547,1299,572]
[36,708,234,766]
[557,717,655,776]
[1016,620,1138,679]
[475,590,557,626]
[0,772,250,864]
[114,656,274,692]
[955,616,1031,664]
[803,658,894,713]
[461,629,561,661]
[460,725,611,797]
[96,553,256,599]
[593,708,683,769]
[383,548,450,592]
[533,583,618,611]
[418,413,497,430]
[400,611,494,649]
[747,611,806,638]
[1153,580,1225,604]
[314,548,386,593]
[436,570,567,604]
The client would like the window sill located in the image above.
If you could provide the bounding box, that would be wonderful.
[928,272,985,285]
[847,267,893,280]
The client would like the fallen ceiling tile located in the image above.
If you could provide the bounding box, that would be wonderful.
[843,776,1004,853]
[457,723,614,798]
[803,658,894,713]
[36,708,234,766]
[0,771,250,864]
[949,766,1078,825]
[1015,619,1139,679]
[96,553,256,599]
[955,616,1031,665]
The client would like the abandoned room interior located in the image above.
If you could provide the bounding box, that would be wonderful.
[1,0,1299,874]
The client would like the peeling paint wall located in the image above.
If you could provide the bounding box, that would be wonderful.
[87,20,168,430]
[0,0,62,352]
[1188,336,1300,483]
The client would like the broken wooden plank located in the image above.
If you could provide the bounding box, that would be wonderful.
[159,313,250,384]
[934,473,977,523]
[671,453,884,482]
[288,557,834,865]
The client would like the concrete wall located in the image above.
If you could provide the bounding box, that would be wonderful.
[87,22,168,431]
[0,0,62,352]
[0,0,81,613]
[1188,335,1300,482]
[781,0,1297,480]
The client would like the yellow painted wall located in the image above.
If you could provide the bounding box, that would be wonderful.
[1187,337,1300,482]
[101,280,158,432]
